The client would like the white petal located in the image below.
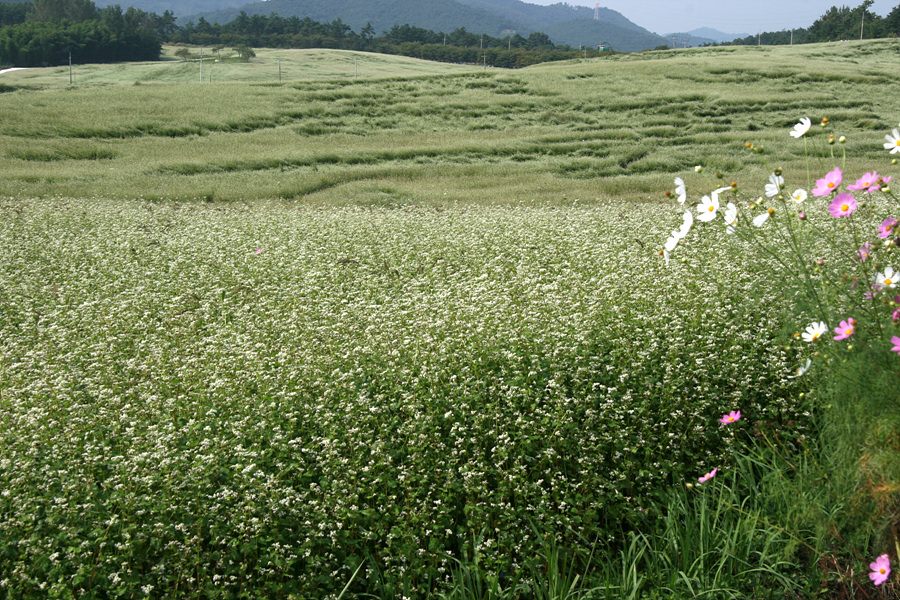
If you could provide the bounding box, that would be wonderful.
[753,212,770,227]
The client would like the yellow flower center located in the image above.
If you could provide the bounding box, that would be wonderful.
[828,182,835,188]
[880,568,887,574]
[845,328,853,334]
[812,333,820,341]
[841,204,849,211]
[886,278,893,285]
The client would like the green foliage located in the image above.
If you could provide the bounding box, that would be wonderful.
[233,42,254,60]
[0,0,29,27]
[731,0,900,45]
[0,18,161,66]
[0,2,163,67]
[27,0,96,22]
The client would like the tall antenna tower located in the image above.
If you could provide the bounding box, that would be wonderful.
[594,2,599,20]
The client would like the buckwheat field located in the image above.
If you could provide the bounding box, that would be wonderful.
[2,39,900,599]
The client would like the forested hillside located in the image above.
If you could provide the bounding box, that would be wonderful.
[729,1,900,46]
[186,0,528,39]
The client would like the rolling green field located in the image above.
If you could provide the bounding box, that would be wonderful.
[1,40,899,205]
[1,41,899,598]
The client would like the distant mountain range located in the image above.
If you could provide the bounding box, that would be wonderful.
[663,28,750,47]
[92,0,678,52]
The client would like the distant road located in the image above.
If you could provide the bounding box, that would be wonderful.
[0,67,27,75]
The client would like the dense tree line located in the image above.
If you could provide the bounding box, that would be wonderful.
[0,0,604,68]
[167,11,583,67]
[0,0,166,66]
[0,1,30,27]
[730,0,900,45]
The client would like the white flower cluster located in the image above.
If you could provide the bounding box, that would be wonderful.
[0,198,805,596]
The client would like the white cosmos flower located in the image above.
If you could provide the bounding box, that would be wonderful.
[791,189,807,203]
[664,234,679,252]
[765,173,784,197]
[876,266,897,288]
[790,117,811,138]
[787,358,812,378]
[677,209,693,237]
[674,177,687,204]
[697,194,719,222]
[753,212,770,227]
[802,321,828,342]
[711,186,732,201]
[724,203,738,234]
[885,128,900,154]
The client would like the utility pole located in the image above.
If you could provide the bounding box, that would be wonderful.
[199,48,203,83]
[354,56,358,78]
[757,32,761,46]
[861,9,865,39]
[69,51,73,85]
[277,58,282,81]
[790,29,793,45]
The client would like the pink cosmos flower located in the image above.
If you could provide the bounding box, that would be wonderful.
[828,193,856,217]
[894,309,900,322]
[891,336,900,353]
[833,319,856,341]
[812,167,842,197]
[255,248,263,254]
[848,171,883,193]
[856,242,872,261]
[698,468,717,484]
[869,554,891,586]
[719,411,741,424]
[878,218,898,238]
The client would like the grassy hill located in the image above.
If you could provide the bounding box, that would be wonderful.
[2,40,898,204]
[0,46,482,85]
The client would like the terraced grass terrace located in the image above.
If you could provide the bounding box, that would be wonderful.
[1,41,899,205]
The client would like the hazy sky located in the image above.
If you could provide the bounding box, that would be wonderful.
[525,0,897,35]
